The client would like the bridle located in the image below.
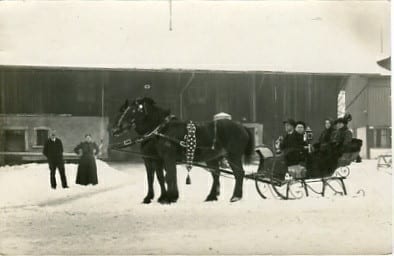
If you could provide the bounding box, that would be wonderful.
[114,105,136,136]
[114,101,158,136]
[117,106,130,126]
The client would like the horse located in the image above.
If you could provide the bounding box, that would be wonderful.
[111,97,255,203]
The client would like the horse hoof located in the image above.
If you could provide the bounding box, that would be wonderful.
[205,195,218,202]
[158,200,170,205]
[230,196,242,203]
[142,198,152,204]
[168,198,178,203]
[158,197,169,204]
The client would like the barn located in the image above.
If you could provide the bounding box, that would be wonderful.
[0,1,390,164]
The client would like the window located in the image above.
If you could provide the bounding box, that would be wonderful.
[380,129,391,148]
[35,129,49,147]
[372,128,391,148]
[4,129,26,152]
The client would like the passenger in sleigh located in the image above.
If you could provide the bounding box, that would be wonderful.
[331,114,362,166]
[278,119,306,166]
[289,121,310,178]
[313,118,335,153]
[270,119,303,180]
[306,114,362,178]
[275,119,309,179]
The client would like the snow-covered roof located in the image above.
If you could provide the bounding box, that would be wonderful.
[0,1,390,75]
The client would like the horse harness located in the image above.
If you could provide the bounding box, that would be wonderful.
[111,115,198,173]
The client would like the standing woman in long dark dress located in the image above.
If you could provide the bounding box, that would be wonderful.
[74,134,99,186]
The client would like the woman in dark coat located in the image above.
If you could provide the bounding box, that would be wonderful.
[74,134,99,186]
[319,118,334,145]
[331,115,353,154]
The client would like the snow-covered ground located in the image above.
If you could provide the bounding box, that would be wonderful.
[0,159,392,255]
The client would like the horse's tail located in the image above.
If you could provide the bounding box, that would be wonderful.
[243,127,255,164]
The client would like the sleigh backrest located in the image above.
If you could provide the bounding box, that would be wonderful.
[255,145,287,181]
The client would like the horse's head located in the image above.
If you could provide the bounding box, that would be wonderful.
[111,97,157,137]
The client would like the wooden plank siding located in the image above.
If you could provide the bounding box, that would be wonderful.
[345,75,391,130]
[367,81,391,127]
[0,67,343,147]
[255,74,341,145]
[344,75,369,130]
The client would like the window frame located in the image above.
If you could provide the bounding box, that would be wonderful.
[33,127,50,149]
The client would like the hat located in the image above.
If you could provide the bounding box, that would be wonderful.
[295,121,306,129]
[283,118,296,127]
[334,117,347,125]
[335,113,352,125]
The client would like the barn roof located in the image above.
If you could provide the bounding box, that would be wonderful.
[0,1,390,75]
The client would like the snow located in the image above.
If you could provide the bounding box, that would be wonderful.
[0,159,392,255]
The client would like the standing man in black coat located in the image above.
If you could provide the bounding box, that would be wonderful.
[43,130,69,189]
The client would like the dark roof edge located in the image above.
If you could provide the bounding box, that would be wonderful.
[0,64,390,77]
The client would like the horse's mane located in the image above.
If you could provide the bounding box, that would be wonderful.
[134,100,172,134]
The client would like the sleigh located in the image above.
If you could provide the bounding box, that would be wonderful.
[247,142,361,200]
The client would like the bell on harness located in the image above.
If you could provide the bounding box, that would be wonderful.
[184,121,196,185]
[186,169,192,185]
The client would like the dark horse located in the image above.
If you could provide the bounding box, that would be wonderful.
[112,97,254,203]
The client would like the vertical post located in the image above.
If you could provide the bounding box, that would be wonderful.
[251,74,256,123]
[100,72,107,159]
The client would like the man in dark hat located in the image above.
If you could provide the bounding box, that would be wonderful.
[279,119,305,166]
[43,130,69,189]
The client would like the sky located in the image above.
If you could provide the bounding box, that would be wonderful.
[0,1,390,74]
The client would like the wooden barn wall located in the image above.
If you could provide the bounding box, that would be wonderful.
[255,74,341,145]
[367,77,391,127]
[0,67,342,149]
[182,73,253,122]
[103,70,185,125]
[344,75,369,131]
[0,69,103,116]
[179,73,341,145]
[344,75,391,130]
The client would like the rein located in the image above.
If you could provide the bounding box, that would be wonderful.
[110,115,227,183]
[117,106,130,127]
[110,115,177,150]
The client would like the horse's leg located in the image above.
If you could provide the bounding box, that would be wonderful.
[142,159,155,204]
[227,155,244,202]
[155,160,168,204]
[205,160,221,201]
[163,158,179,203]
